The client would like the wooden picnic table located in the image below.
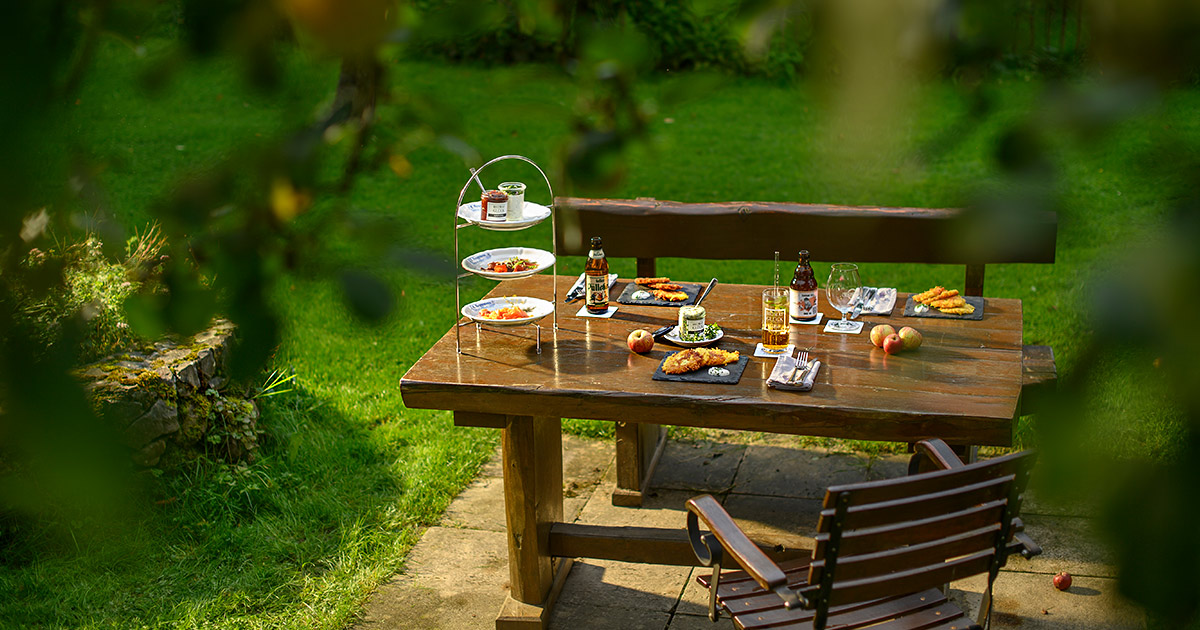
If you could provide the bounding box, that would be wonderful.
[399,274,1025,629]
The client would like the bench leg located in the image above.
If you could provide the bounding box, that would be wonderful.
[497,415,566,629]
[612,422,667,506]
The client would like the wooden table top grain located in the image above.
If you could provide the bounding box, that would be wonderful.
[400,275,1024,446]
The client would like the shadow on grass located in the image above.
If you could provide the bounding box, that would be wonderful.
[0,384,497,628]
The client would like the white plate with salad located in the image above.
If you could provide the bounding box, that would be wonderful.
[457,201,552,231]
[462,247,556,280]
[462,296,554,327]
[662,324,724,347]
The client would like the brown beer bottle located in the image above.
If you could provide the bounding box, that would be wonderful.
[585,236,609,314]
[789,249,818,321]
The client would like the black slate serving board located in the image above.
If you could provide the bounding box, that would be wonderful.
[652,355,749,384]
[902,295,985,321]
[617,282,702,307]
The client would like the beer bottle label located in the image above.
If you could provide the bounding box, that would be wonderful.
[586,275,608,306]
[790,288,818,320]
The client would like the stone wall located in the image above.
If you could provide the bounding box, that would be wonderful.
[77,320,260,468]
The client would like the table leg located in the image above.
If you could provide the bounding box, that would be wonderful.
[497,415,567,629]
[612,422,667,507]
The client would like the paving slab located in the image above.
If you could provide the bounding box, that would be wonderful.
[731,445,868,499]
[667,611,737,629]
[950,572,1146,629]
[549,602,671,630]
[442,434,610,532]
[576,482,698,529]
[355,527,509,629]
[864,452,910,481]
[1016,513,1118,578]
[556,558,691,614]
[719,493,822,545]
[677,566,724,619]
[441,476,591,532]
[651,440,747,493]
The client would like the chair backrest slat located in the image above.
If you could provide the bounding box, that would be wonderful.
[805,450,1036,630]
[802,549,996,607]
[811,523,1000,582]
[818,474,1014,532]
[824,451,1028,507]
[814,500,1008,558]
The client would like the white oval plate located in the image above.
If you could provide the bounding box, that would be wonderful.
[461,247,556,281]
[662,326,724,348]
[462,296,554,327]
[457,201,552,231]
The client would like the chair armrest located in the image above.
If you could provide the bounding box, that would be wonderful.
[915,438,965,471]
[686,494,806,609]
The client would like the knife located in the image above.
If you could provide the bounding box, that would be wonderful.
[652,277,718,339]
[563,274,586,303]
[850,287,876,319]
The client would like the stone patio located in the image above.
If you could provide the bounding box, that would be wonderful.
[356,434,1146,630]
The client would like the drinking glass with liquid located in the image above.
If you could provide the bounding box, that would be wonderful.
[761,287,789,353]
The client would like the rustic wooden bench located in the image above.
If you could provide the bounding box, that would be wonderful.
[554,196,1058,506]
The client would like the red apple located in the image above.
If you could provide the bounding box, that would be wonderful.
[1053,571,1072,591]
[870,324,896,348]
[898,326,923,350]
[627,329,654,353]
[882,333,904,355]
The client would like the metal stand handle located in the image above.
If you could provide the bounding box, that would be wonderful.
[454,155,557,354]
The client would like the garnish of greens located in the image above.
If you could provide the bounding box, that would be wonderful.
[681,323,721,342]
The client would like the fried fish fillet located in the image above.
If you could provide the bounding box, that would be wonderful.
[939,304,975,315]
[914,286,945,304]
[662,348,740,374]
[635,277,671,286]
[929,295,966,309]
[651,289,688,301]
[647,282,682,290]
[695,348,740,366]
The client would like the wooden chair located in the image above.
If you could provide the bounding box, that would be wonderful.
[685,439,1042,630]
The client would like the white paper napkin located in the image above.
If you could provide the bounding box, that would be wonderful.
[856,287,898,315]
[767,356,822,392]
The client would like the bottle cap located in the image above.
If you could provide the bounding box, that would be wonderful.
[591,237,602,247]
[799,249,810,260]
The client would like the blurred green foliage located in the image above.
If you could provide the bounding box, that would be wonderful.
[407,0,808,79]
[1,0,1200,627]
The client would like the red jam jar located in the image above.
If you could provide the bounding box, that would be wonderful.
[481,190,508,222]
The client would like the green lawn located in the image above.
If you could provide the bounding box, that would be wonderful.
[0,36,1190,627]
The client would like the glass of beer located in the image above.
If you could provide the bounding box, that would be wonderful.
[761,287,789,353]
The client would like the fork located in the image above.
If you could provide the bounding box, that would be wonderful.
[788,349,810,384]
[851,287,877,319]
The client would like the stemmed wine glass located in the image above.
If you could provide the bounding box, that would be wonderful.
[826,263,861,331]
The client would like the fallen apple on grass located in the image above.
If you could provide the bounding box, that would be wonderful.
[627,329,654,353]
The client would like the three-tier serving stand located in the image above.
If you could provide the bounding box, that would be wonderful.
[454,155,557,354]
